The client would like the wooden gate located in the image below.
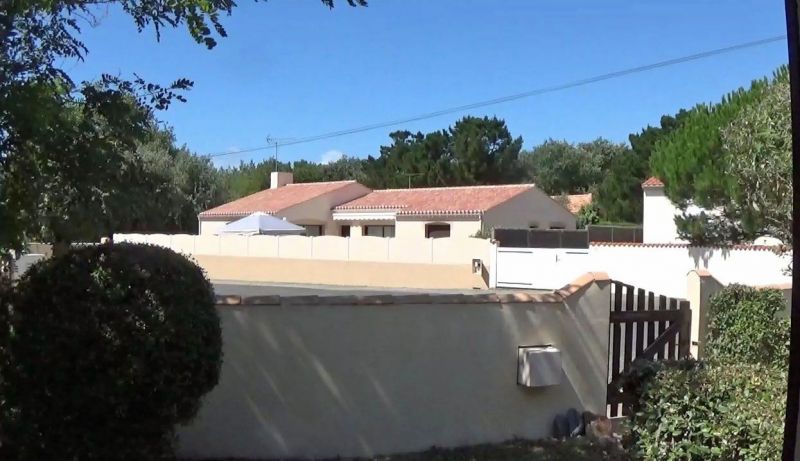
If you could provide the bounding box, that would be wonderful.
[607,281,691,417]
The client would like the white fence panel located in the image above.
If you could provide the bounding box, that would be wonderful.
[496,248,590,290]
[494,243,791,297]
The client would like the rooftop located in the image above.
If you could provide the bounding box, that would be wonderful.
[199,181,357,218]
[553,193,592,214]
[641,177,665,188]
[334,184,535,216]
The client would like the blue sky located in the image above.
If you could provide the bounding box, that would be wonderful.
[68,0,788,167]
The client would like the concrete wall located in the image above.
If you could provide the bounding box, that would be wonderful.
[483,188,577,231]
[177,275,611,460]
[687,270,793,358]
[195,255,486,289]
[115,234,493,266]
[642,187,681,243]
[114,234,496,288]
[496,243,791,299]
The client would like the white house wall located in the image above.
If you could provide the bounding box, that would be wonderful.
[199,220,227,236]
[279,183,372,235]
[483,188,577,231]
[642,187,682,243]
[394,218,482,239]
[198,183,372,236]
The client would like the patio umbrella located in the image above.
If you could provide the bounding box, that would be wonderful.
[216,212,306,236]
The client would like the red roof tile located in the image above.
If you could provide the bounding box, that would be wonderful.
[590,242,782,252]
[335,184,535,215]
[552,193,592,214]
[641,177,664,188]
[199,181,358,218]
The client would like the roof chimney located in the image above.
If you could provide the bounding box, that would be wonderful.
[270,172,293,189]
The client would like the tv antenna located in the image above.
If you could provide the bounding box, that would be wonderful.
[265,136,295,172]
[400,172,423,189]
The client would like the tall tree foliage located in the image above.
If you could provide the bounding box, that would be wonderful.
[594,111,689,223]
[650,67,789,244]
[719,75,791,245]
[0,0,364,255]
[519,138,627,196]
[364,116,522,189]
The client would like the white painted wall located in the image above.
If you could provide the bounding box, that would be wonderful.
[199,220,227,236]
[495,244,791,298]
[177,282,610,459]
[280,183,372,236]
[642,186,714,244]
[114,233,495,268]
[642,187,682,244]
[394,217,482,239]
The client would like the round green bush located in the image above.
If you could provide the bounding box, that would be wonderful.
[630,362,785,461]
[706,284,789,366]
[0,243,222,460]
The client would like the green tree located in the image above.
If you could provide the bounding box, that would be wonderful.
[449,116,523,185]
[218,159,292,200]
[320,155,368,183]
[719,75,791,245]
[292,159,326,183]
[362,116,521,189]
[594,111,690,223]
[650,68,786,243]
[364,130,451,189]
[594,149,647,223]
[0,0,365,255]
[520,140,586,194]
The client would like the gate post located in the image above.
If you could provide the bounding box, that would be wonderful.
[686,270,724,358]
[488,241,498,288]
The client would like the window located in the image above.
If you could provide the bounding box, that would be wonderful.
[340,225,351,237]
[425,223,451,238]
[302,225,323,236]
[364,225,395,238]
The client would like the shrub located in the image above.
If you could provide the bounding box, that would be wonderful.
[630,361,785,461]
[627,284,789,459]
[0,243,222,460]
[576,203,600,229]
[706,284,789,367]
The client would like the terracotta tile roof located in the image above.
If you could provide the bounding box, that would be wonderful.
[199,181,358,218]
[551,193,592,214]
[641,177,665,188]
[335,184,535,216]
[590,242,782,252]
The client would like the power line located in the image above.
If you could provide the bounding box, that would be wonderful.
[209,34,787,158]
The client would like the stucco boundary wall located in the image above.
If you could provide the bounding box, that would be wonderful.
[496,242,791,299]
[177,273,612,460]
[114,234,497,289]
[686,269,792,358]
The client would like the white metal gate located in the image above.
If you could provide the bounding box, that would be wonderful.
[495,247,590,290]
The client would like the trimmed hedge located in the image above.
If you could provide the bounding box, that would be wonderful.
[706,284,789,366]
[0,243,222,460]
[630,361,785,461]
[626,284,789,460]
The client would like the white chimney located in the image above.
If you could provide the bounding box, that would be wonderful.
[270,172,293,189]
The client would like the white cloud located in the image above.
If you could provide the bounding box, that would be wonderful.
[320,149,345,164]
